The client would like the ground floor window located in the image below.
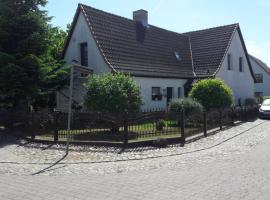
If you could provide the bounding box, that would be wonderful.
[255,92,264,103]
[255,73,263,83]
[152,87,162,101]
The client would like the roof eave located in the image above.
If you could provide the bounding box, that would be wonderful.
[236,27,256,82]
[249,55,270,77]
[213,24,238,76]
[61,4,117,72]
[61,5,81,59]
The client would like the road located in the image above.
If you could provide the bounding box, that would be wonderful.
[1,120,270,200]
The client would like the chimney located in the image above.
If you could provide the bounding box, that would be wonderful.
[133,9,148,27]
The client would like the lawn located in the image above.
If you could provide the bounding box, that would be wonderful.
[30,120,203,143]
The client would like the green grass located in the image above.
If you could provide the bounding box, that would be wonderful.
[29,120,203,143]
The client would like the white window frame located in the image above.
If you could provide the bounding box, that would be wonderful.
[152,87,162,101]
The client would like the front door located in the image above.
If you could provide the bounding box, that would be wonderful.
[167,87,173,106]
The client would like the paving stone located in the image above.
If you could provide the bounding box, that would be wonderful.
[1,119,270,199]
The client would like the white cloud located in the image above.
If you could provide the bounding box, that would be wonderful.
[247,41,270,66]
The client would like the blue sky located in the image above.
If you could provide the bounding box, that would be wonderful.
[45,0,270,66]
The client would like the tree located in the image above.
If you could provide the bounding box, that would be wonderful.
[189,79,233,111]
[0,0,69,109]
[84,73,142,113]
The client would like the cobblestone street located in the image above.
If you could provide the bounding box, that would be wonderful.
[1,119,270,199]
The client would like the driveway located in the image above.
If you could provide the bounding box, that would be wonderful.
[1,119,270,200]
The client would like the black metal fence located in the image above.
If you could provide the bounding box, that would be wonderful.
[0,106,258,146]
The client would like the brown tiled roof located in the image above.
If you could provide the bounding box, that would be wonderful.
[183,24,238,76]
[249,55,270,76]
[80,4,194,78]
[62,4,255,80]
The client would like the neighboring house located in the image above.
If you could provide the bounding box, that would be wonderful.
[249,55,270,101]
[57,3,255,111]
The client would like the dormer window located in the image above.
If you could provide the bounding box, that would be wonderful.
[174,51,182,61]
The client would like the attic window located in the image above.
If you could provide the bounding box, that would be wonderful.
[174,52,182,61]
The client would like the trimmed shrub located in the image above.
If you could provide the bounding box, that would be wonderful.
[189,78,233,111]
[84,73,142,113]
[156,119,166,131]
[169,97,203,115]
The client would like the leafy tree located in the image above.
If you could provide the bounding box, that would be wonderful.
[189,79,233,111]
[0,0,69,109]
[169,97,203,115]
[84,73,142,113]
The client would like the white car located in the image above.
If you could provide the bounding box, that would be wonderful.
[259,99,270,118]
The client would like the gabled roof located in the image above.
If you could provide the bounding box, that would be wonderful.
[63,4,194,78]
[183,24,238,76]
[249,55,270,76]
[62,4,254,80]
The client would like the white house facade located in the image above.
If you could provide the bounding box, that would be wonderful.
[134,77,186,110]
[216,30,255,105]
[249,55,270,101]
[57,4,255,111]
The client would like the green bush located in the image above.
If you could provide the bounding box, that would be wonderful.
[263,96,270,100]
[189,79,233,111]
[84,73,142,113]
[156,119,166,131]
[169,97,203,115]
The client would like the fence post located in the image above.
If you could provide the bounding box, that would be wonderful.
[219,110,222,130]
[241,106,245,121]
[245,106,248,121]
[203,111,207,137]
[54,111,59,142]
[180,109,185,144]
[231,107,235,125]
[123,111,128,147]
[30,109,35,140]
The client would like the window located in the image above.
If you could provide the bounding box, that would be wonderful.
[239,57,243,72]
[255,73,263,83]
[177,87,182,98]
[255,92,264,103]
[227,54,232,70]
[80,73,88,78]
[255,92,263,98]
[152,87,162,101]
[80,42,88,66]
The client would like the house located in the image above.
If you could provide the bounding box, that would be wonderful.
[57,3,255,111]
[249,55,270,102]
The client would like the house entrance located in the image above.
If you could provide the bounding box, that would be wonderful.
[167,87,173,106]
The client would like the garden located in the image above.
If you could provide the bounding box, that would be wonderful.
[2,74,259,147]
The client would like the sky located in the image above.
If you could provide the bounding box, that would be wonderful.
[45,0,270,66]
